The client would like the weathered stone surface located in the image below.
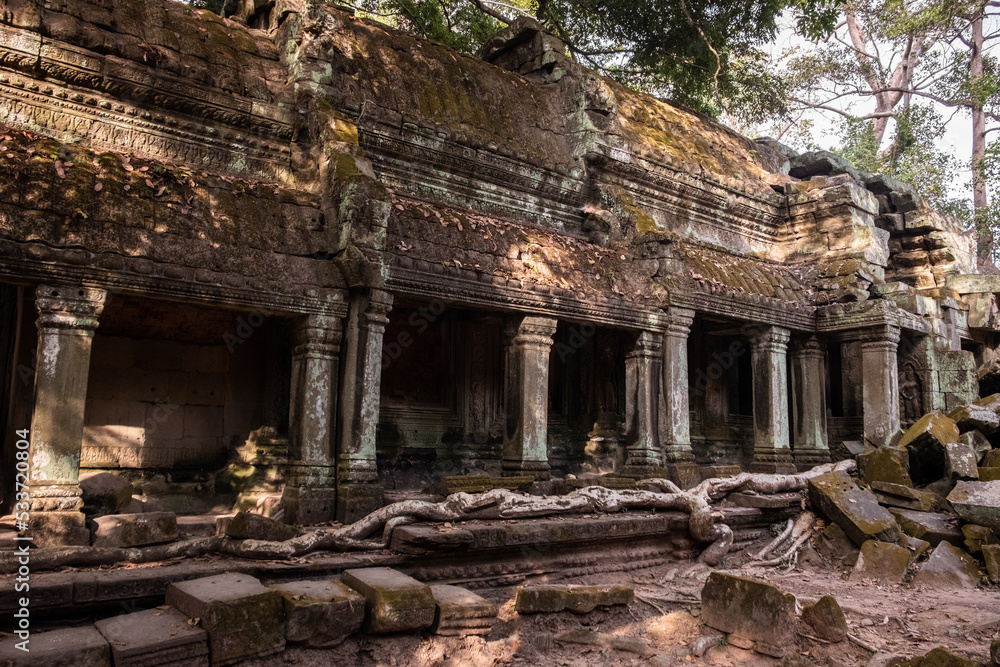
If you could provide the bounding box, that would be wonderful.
[514,585,633,614]
[888,508,963,546]
[80,472,135,515]
[858,448,913,487]
[0,626,109,667]
[947,480,1000,531]
[896,646,980,667]
[991,638,1000,666]
[902,534,932,562]
[983,449,1000,467]
[912,542,981,589]
[960,430,993,462]
[268,579,365,647]
[165,573,284,665]
[801,595,847,643]
[981,467,1000,482]
[701,573,796,657]
[225,511,300,542]
[341,568,436,633]
[814,522,858,560]
[870,481,939,512]
[808,471,901,546]
[899,412,960,485]
[91,512,178,548]
[961,524,998,554]
[94,608,208,667]
[851,540,912,584]
[789,150,859,180]
[947,404,1000,434]
[430,585,498,635]
[944,442,980,482]
[983,544,1000,583]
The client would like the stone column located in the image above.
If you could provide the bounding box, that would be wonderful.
[336,289,392,523]
[502,315,557,480]
[622,331,662,478]
[659,307,700,487]
[858,324,901,447]
[744,324,796,473]
[283,314,342,524]
[790,335,830,468]
[27,285,106,547]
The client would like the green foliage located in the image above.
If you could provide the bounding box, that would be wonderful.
[188,0,226,14]
[343,0,842,117]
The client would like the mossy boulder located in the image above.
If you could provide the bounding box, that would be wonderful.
[961,524,998,554]
[983,544,1000,583]
[341,568,436,634]
[947,404,1000,434]
[851,540,912,584]
[900,412,960,485]
[870,481,939,512]
[858,448,913,487]
[808,470,901,546]
[912,542,981,589]
[801,595,847,643]
[701,573,796,658]
[895,647,981,667]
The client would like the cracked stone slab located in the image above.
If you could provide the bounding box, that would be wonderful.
[165,572,284,666]
[514,584,634,614]
[0,626,109,667]
[701,572,796,658]
[268,579,365,647]
[947,480,1000,531]
[341,567,436,634]
[94,607,208,667]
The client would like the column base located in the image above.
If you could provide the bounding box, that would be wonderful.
[336,482,385,524]
[665,462,703,489]
[619,464,665,480]
[749,462,800,474]
[282,486,337,525]
[700,464,744,480]
[502,459,550,481]
[793,448,832,470]
[26,511,90,547]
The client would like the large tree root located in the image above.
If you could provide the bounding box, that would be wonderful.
[225,459,855,565]
[3,460,854,572]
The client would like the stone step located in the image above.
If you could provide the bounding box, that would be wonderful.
[341,567,436,634]
[0,626,109,667]
[94,608,208,667]
[268,579,365,647]
[430,584,498,635]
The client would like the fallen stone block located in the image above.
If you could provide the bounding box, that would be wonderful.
[981,467,1000,482]
[961,524,998,554]
[701,572,796,658]
[801,595,847,643]
[888,508,963,546]
[870,481,939,512]
[814,522,858,560]
[225,511,300,542]
[947,404,1000,434]
[974,393,1000,413]
[947,480,1000,531]
[902,535,932,562]
[858,448,913,487]
[960,430,993,462]
[984,544,1000,583]
[551,629,654,657]
[983,449,1000,467]
[0,626,109,667]
[430,585,498,636]
[900,412,960,485]
[165,572,285,665]
[808,470,901,546]
[514,584,633,614]
[912,542,981,589]
[80,472,135,516]
[851,540,911,584]
[897,646,980,667]
[91,512,178,548]
[944,442,980,482]
[269,579,365,647]
[94,607,208,667]
[341,567,436,634]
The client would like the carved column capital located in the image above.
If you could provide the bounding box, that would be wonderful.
[856,324,901,349]
[627,330,662,360]
[512,315,558,348]
[292,314,342,357]
[663,307,695,338]
[790,334,825,359]
[361,288,393,329]
[35,285,106,332]
[743,324,791,353]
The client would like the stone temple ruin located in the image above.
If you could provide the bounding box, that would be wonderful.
[0,0,999,664]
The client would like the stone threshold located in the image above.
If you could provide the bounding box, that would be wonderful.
[0,506,794,622]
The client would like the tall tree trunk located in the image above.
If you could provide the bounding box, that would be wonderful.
[972,8,991,263]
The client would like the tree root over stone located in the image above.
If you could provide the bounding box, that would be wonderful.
[1,460,854,573]
[223,459,856,565]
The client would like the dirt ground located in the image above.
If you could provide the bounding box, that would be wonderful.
[241,545,1000,667]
